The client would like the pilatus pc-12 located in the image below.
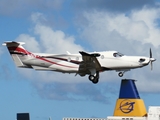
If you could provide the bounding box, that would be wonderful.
[3,41,156,84]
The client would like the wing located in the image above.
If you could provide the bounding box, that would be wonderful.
[78,51,102,75]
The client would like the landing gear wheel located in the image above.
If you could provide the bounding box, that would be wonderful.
[88,72,99,84]
[92,78,99,84]
[89,75,95,81]
[118,72,123,77]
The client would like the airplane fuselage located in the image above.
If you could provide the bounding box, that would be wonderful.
[3,41,156,84]
[20,51,150,73]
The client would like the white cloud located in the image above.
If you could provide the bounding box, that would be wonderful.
[31,13,47,24]
[76,7,160,92]
[12,13,118,103]
[8,5,160,102]
[131,7,160,47]
[78,7,160,51]
[34,24,83,54]
[15,13,84,84]
[13,8,160,95]
[13,12,84,54]
[130,69,160,93]
[15,34,41,53]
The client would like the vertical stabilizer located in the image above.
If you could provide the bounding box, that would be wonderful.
[113,79,147,117]
[3,41,30,67]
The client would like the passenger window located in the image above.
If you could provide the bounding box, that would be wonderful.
[101,55,104,59]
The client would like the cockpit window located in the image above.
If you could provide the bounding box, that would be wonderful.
[113,52,124,57]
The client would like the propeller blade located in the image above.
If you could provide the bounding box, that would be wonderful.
[150,48,152,58]
[151,61,153,70]
[149,48,154,70]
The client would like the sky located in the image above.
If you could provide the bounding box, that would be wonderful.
[0,0,160,120]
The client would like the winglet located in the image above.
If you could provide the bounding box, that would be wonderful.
[113,79,147,117]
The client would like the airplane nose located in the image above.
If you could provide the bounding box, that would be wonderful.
[150,58,156,62]
[138,57,150,65]
[150,57,156,70]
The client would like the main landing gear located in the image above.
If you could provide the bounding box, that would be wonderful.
[88,72,99,84]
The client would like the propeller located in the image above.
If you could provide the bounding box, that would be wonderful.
[149,48,156,70]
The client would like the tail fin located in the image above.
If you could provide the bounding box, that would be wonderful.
[3,41,26,54]
[113,79,147,117]
[3,41,30,67]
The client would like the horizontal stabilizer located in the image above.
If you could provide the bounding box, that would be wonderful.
[32,66,53,71]
[2,41,25,46]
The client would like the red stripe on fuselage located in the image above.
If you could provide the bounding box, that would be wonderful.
[9,46,78,69]
[36,56,78,68]
[8,46,30,55]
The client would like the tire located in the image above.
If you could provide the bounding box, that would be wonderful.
[92,78,99,84]
[89,75,95,81]
[89,72,99,84]
[118,72,123,77]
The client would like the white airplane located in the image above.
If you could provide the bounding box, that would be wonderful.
[3,41,156,84]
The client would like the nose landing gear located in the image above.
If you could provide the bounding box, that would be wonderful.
[118,70,129,77]
[118,72,123,77]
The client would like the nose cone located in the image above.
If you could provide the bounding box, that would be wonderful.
[150,58,156,62]
[139,57,156,70]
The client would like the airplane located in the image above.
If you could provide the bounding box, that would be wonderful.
[3,41,156,84]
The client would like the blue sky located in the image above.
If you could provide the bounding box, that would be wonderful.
[1,0,160,120]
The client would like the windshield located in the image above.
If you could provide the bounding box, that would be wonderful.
[113,52,124,57]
